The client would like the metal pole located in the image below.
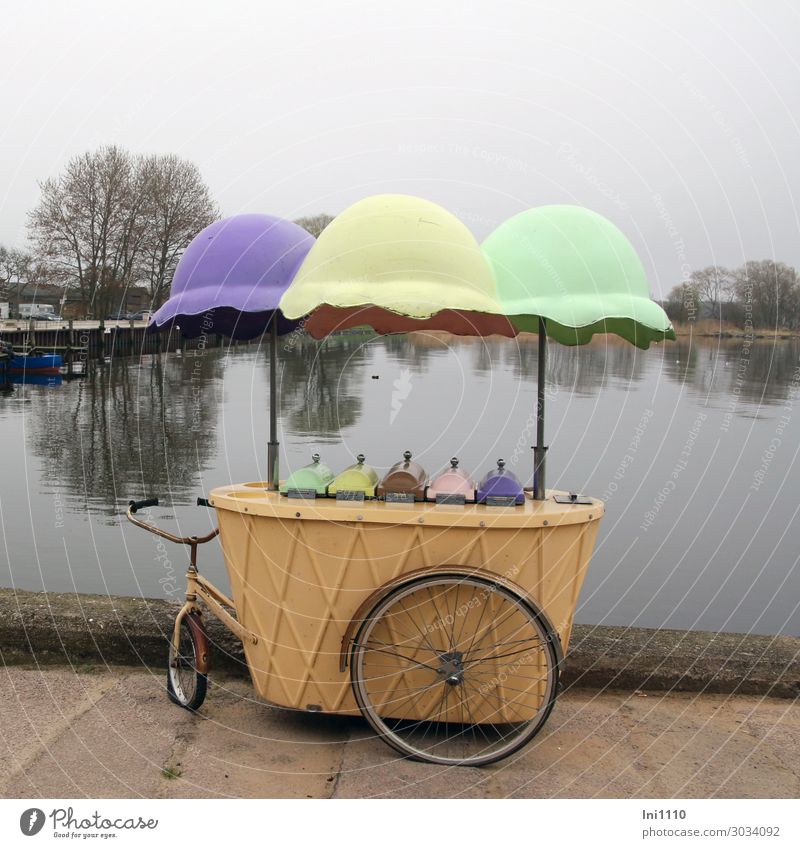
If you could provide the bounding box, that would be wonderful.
[533,316,548,500]
[267,318,279,490]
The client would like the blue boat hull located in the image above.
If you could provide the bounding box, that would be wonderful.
[9,354,63,374]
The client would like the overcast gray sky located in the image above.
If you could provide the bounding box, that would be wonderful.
[1,0,798,297]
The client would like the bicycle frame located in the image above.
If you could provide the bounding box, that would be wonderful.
[126,503,258,662]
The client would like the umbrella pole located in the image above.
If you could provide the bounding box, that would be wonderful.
[533,316,548,500]
[268,318,279,490]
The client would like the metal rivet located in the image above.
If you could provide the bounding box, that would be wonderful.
[418,517,424,523]
[295,511,301,518]
[479,520,486,527]
[543,520,548,526]
[244,507,248,512]
[589,514,593,519]
[357,515,363,521]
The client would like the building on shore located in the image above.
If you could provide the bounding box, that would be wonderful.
[2,282,152,319]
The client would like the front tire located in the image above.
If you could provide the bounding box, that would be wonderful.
[167,612,208,711]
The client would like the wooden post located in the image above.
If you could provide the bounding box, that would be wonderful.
[66,319,74,373]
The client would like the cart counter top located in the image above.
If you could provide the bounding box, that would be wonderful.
[209,483,603,529]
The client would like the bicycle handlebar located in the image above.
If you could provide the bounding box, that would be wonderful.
[129,497,159,514]
[125,496,219,547]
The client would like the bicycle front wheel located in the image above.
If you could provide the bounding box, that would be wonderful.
[167,612,208,711]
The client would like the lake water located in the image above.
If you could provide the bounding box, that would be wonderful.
[1,332,798,636]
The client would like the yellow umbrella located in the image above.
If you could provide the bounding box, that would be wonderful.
[279,194,515,338]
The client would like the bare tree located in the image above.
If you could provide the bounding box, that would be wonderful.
[664,282,701,324]
[733,260,799,328]
[28,146,217,317]
[28,146,145,316]
[294,214,333,238]
[689,266,732,314]
[0,246,33,300]
[137,154,218,308]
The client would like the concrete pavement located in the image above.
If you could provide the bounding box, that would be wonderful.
[1,665,797,799]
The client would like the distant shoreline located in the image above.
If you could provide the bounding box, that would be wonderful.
[314,323,800,343]
[406,325,800,345]
[670,321,800,341]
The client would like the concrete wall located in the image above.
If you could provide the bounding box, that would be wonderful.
[1,588,797,698]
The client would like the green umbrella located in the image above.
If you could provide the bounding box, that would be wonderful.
[482,205,675,499]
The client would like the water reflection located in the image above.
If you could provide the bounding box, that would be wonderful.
[10,335,800,517]
[8,373,64,388]
[662,338,800,406]
[280,334,368,440]
[504,336,648,394]
[384,333,438,373]
[1,333,798,636]
[28,352,221,517]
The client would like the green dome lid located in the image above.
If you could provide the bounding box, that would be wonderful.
[482,205,675,349]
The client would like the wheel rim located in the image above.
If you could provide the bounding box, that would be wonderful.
[352,576,558,766]
[169,619,199,705]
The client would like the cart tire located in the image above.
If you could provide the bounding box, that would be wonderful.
[166,612,208,711]
[350,574,559,767]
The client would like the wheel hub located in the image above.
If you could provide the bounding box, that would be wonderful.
[437,650,465,685]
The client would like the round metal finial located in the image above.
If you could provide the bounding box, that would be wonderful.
[497,458,506,470]
[311,453,320,463]
[356,453,365,464]
[450,457,459,468]
[403,450,412,463]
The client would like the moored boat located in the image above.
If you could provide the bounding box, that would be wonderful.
[9,353,63,375]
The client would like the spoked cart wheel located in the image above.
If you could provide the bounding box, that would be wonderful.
[167,612,209,711]
[350,574,560,766]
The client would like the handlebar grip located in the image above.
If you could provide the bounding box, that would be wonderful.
[129,498,159,513]
[196,497,212,508]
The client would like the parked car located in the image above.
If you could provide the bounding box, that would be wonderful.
[130,310,151,321]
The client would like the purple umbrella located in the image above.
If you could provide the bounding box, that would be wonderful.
[150,214,315,487]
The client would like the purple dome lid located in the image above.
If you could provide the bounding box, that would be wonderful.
[150,214,314,339]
